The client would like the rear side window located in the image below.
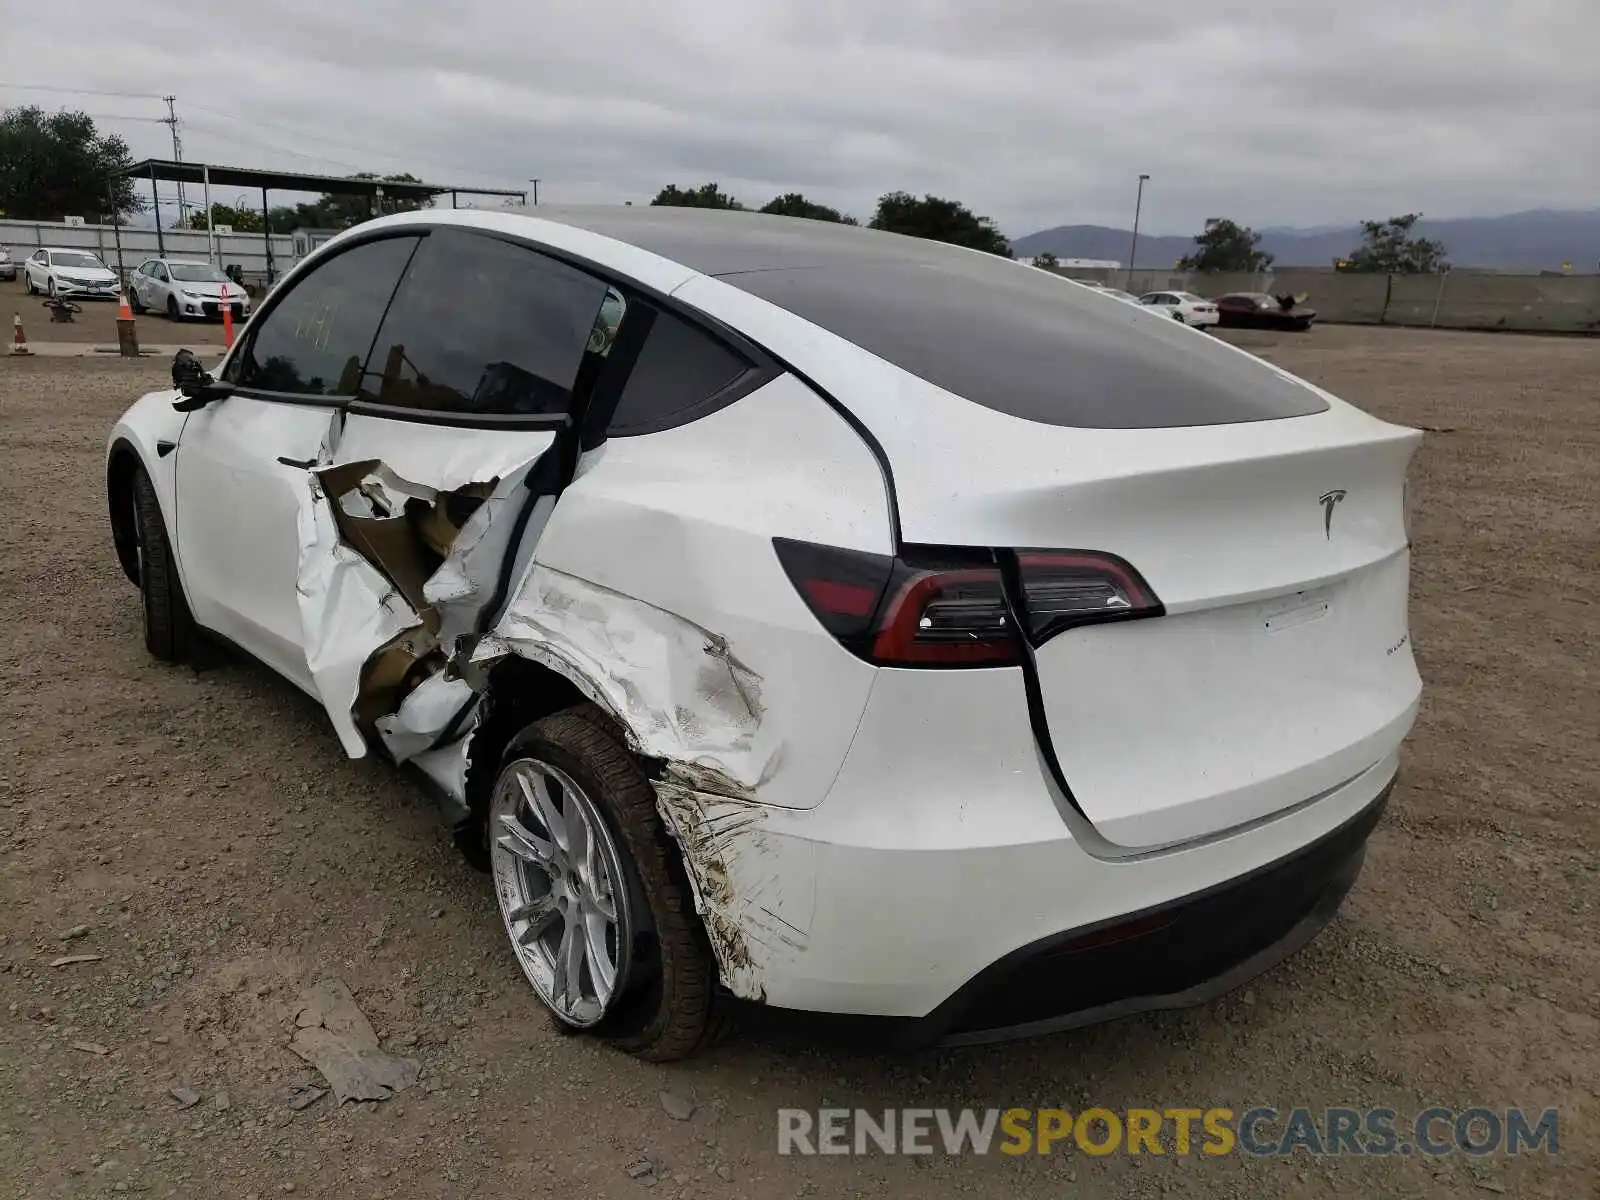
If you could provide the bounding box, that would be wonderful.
[230,235,419,395]
[607,309,753,435]
[362,229,611,416]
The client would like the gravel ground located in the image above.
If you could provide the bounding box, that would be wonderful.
[1,326,1595,1199]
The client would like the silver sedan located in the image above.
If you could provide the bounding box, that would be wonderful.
[129,258,252,322]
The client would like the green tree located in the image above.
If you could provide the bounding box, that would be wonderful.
[266,206,301,233]
[186,203,263,233]
[0,105,142,222]
[1031,251,1061,270]
[1177,218,1273,272]
[868,191,1011,256]
[759,192,856,224]
[293,172,433,229]
[1345,213,1448,273]
[650,182,745,210]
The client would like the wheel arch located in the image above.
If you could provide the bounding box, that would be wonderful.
[106,438,144,585]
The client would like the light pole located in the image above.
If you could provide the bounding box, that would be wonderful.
[1126,173,1150,290]
[527,178,540,206]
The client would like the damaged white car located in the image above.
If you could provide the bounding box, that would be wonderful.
[106,207,1423,1060]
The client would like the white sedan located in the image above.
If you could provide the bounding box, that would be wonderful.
[105,207,1421,1059]
[129,258,252,322]
[1138,290,1220,327]
[23,247,120,299]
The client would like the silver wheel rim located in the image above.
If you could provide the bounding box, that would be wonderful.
[490,758,631,1027]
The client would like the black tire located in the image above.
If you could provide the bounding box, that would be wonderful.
[489,706,726,1061]
[1172,311,1186,323]
[131,465,195,663]
[46,278,57,299]
[166,295,180,321]
[130,289,145,315]
[25,275,36,295]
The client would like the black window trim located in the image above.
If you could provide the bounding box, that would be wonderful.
[218,219,784,437]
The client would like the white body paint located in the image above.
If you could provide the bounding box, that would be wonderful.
[107,207,1423,1022]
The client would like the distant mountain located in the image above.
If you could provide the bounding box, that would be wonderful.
[1012,209,1600,271]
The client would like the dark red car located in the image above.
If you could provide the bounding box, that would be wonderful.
[1214,293,1316,332]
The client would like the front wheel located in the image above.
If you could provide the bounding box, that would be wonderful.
[131,465,195,662]
[25,274,37,295]
[166,296,180,321]
[485,707,724,1061]
[130,288,145,315]
[46,278,57,299]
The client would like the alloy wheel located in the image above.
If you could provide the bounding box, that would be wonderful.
[490,758,633,1027]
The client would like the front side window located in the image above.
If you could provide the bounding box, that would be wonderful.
[362,229,612,416]
[228,235,419,396]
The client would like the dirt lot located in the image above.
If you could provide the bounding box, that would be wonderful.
[4,278,228,347]
[1,326,1595,1199]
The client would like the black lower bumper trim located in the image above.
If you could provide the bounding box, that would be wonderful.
[736,779,1392,1052]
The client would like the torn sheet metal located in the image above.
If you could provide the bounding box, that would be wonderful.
[375,672,476,764]
[294,446,548,760]
[473,564,805,1000]
[295,468,426,757]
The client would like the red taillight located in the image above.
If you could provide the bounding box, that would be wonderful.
[773,539,1162,668]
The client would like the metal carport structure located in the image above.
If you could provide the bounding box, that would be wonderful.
[117,159,529,284]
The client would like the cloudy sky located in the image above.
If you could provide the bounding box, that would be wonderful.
[4,0,1597,237]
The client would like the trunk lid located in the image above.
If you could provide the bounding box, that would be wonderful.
[982,412,1422,849]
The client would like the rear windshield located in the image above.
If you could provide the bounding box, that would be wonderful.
[722,253,1327,428]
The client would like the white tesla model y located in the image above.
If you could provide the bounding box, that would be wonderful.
[106,207,1422,1059]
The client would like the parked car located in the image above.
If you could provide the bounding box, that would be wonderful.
[106,208,1421,1060]
[1215,292,1317,331]
[1137,290,1220,327]
[23,247,119,299]
[0,247,16,282]
[129,258,251,321]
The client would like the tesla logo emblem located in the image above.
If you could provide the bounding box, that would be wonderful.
[1319,489,1347,539]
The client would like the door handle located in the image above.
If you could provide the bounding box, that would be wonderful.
[277,456,318,469]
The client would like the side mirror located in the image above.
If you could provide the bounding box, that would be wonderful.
[170,349,235,411]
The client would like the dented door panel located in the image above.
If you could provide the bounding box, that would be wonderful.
[175,398,342,693]
[294,412,561,760]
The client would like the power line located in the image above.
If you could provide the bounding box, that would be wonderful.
[0,82,167,100]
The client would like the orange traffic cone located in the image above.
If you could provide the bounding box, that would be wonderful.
[9,313,31,356]
[221,289,234,348]
[117,292,134,322]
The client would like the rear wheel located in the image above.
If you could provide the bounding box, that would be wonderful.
[1172,311,1186,323]
[485,707,724,1061]
[131,465,195,662]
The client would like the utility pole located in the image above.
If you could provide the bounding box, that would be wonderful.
[528,178,540,205]
[1126,173,1150,291]
[162,95,187,223]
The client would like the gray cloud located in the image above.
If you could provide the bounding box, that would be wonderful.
[5,0,1596,237]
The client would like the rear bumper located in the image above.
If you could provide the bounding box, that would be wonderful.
[744,779,1386,1049]
[695,664,1410,1024]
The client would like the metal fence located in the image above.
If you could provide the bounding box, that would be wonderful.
[0,218,296,287]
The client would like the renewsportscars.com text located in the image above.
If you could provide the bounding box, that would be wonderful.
[777,1107,1559,1157]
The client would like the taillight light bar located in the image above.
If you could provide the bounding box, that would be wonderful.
[773,538,1162,668]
